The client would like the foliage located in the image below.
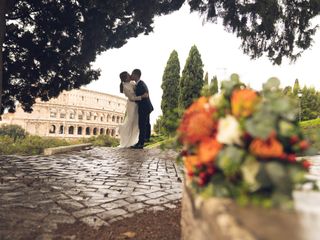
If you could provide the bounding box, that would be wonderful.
[0,124,27,140]
[293,79,301,96]
[202,75,219,97]
[177,75,315,208]
[0,135,70,155]
[0,0,184,113]
[204,72,209,85]
[2,1,320,112]
[84,135,119,147]
[179,45,204,109]
[300,119,320,152]
[300,118,320,129]
[161,50,181,135]
[284,82,320,121]
[188,0,320,65]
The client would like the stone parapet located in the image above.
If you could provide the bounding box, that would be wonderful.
[43,143,93,155]
[181,184,320,240]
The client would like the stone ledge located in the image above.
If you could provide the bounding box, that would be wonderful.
[43,143,93,155]
[181,184,320,240]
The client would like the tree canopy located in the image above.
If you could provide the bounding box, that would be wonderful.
[179,45,204,109]
[2,0,320,113]
[0,0,184,113]
[188,0,320,65]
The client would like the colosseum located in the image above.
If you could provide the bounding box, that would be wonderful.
[0,88,127,139]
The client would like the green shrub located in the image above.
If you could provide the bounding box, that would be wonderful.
[15,136,70,155]
[0,135,16,155]
[0,124,27,140]
[85,135,119,147]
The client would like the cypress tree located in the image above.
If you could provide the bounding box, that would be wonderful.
[209,76,219,95]
[293,78,300,96]
[160,50,181,135]
[179,45,204,109]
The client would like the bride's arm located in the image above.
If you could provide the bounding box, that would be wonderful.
[124,84,142,101]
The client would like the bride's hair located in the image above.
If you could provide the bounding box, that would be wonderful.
[119,71,128,93]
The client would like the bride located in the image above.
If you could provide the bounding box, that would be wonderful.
[118,71,148,148]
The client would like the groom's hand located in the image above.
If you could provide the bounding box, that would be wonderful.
[142,92,149,98]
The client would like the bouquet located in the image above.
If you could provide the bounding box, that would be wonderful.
[178,74,314,208]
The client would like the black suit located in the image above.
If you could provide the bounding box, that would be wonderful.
[135,80,153,146]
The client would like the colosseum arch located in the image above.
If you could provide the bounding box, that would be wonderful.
[107,114,111,122]
[111,129,115,136]
[68,126,74,135]
[93,127,98,135]
[59,125,64,134]
[77,126,83,135]
[106,128,110,135]
[112,115,115,122]
[69,110,75,119]
[100,128,104,135]
[85,127,90,135]
[116,116,120,123]
[49,125,56,134]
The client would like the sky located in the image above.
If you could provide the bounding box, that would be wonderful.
[86,4,320,126]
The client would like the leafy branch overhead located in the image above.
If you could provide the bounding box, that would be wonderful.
[188,0,320,65]
[1,0,320,113]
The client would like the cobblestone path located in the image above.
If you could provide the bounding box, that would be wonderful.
[0,148,182,240]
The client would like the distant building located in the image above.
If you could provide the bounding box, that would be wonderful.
[0,88,127,138]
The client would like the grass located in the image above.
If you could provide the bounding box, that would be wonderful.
[300,118,320,153]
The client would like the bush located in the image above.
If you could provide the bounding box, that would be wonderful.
[15,136,70,155]
[0,136,16,155]
[0,124,27,140]
[85,135,119,147]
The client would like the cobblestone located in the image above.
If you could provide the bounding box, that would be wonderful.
[0,147,182,239]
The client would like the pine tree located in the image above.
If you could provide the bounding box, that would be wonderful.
[293,79,300,96]
[209,76,219,95]
[179,45,204,109]
[161,50,180,135]
[204,72,209,85]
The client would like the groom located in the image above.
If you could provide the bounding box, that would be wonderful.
[130,69,154,149]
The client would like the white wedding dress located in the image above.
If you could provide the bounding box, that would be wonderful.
[118,81,141,148]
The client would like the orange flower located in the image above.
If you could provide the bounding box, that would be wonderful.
[198,138,222,164]
[250,137,284,159]
[178,97,217,145]
[184,156,200,173]
[186,96,209,115]
[231,89,259,118]
[184,111,216,144]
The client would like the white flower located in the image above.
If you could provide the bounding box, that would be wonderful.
[209,92,223,107]
[217,115,242,145]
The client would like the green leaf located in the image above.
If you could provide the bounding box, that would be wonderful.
[217,146,245,176]
[245,112,276,139]
[241,155,260,190]
[279,120,296,137]
[263,77,280,91]
[265,162,292,194]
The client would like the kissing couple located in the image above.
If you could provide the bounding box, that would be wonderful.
[118,69,154,149]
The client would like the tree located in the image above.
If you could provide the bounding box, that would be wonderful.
[189,0,320,65]
[0,0,184,114]
[282,86,293,96]
[204,72,209,85]
[179,45,204,109]
[161,50,180,135]
[209,75,218,95]
[300,86,320,121]
[293,79,301,96]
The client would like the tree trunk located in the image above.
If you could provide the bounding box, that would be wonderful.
[0,0,6,117]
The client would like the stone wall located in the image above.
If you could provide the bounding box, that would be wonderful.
[181,184,320,240]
